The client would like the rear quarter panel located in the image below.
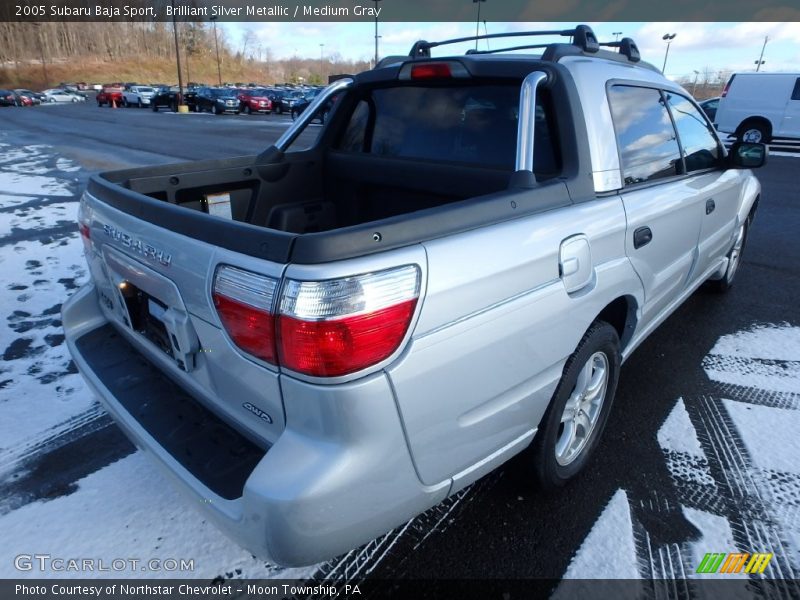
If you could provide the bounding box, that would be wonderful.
[388,195,642,486]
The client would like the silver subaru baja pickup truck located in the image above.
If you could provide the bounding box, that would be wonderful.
[63,25,765,566]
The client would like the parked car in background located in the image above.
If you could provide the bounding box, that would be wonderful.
[97,86,124,107]
[698,97,720,122]
[11,91,33,106]
[289,89,336,123]
[195,87,241,114]
[150,86,199,112]
[0,89,16,106]
[715,72,800,142]
[43,88,81,103]
[123,85,157,108]
[13,89,43,105]
[238,89,272,114]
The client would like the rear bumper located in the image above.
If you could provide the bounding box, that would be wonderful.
[62,283,448,566]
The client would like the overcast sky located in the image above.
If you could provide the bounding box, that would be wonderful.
[220,21,800,81]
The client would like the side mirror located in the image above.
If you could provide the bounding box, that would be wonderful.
[729,142,767,169]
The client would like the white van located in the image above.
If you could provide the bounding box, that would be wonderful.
[715,72,800,143]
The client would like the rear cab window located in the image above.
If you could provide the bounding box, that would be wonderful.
[335,81,561,180]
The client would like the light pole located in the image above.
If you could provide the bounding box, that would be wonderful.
[755,35,768,72]
[661,32,676,74]
[613,31,622,42]
[473,0,486,50]
[320,43,325,60]
[373,0,382,66]
[171,0,184,109]
[692,69,699,96]
[211,15,222,87]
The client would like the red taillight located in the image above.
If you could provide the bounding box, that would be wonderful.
[279,299,417,377]
[721,75,736,98]
[213,266,278,364]
[212,264,420,377]
[277,265,420,377]
[410,63,452,80]
[78,198,93,257]
[213,293,277,363]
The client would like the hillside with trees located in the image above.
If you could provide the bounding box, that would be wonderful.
[0,22,371,89]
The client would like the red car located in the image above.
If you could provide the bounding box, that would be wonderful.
[97,86,124,107]
[238,89,272,114]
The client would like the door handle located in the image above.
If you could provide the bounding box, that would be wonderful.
[633,226,653,249]
[706,199,716,215]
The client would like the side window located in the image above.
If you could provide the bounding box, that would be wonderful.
[792,78,800,101]
[665,93,721,173]
[608,85,682,186]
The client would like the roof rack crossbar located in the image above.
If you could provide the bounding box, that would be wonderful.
[409,25,598,58]
[466,43,552,55]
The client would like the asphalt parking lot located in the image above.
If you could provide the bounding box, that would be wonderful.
[0,101,798,592]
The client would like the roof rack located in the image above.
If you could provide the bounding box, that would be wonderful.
[409,24,599,59]
[598,38,641,62]
[406,25,645,67]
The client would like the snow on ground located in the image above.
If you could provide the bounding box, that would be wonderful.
[560,488,640,579]
[702,323,800,394]
[0,230,92,452]
[560,322,800,582]
[657,398,704,459]
[0,452,317,579]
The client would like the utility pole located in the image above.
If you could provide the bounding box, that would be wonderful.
[171,0,184,108]
[692,70,699,96]
[473,0,486,50]
[320,43,324,60]
[373,0,382,66]
[211,15,222,86]
[755,36,768,72]
[662,32,677,74]
[613,31,622,42]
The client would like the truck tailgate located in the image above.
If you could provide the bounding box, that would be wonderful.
[80,188,287,447]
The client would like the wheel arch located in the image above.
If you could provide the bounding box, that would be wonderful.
[736,116,773,139]
[595,295,639,354]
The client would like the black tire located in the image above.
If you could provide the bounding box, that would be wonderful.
[137,99,143,108]
[737,120,770,144]
[707,219,748,293]
[291,109,297,120]
[170,102,177,113]
[244,105,251,114]
[152,103,158,112]
[97,101,104,107]
[530,321,621,490]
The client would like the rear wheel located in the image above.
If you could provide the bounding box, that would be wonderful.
[530,321,621,489]
[152,103,158,112]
